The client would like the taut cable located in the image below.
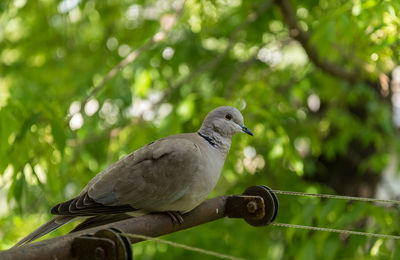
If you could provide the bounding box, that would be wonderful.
[272,190,400,205]
[123,233,246,260]
[270,189,400,239]
[270,222,400,240]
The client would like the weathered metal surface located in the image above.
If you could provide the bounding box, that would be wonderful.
[72,228,132,260]
[225,195,265,219]
[72,236,117,260]
[260,185,279,222]
[241,185,279,226]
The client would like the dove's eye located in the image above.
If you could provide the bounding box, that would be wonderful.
[225,114,233,120]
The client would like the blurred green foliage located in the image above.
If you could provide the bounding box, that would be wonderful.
[1,0,400,259]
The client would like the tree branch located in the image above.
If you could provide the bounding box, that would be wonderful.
[275,0,360,82]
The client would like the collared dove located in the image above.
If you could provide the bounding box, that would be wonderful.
[13,106,253,247]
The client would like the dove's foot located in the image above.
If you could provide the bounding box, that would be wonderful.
[165,211,184,225]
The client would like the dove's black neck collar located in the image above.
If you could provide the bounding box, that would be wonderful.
[198,132,217,147]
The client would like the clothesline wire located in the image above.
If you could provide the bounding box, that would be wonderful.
[122,233,246,260]
[269,189,400,240]
[270,222,400,240]
[271,189,400,205]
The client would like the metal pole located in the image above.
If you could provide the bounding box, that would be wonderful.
[1,196,227,260]
[0,185,277,260]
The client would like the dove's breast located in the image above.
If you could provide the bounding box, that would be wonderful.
[158,135,228,212]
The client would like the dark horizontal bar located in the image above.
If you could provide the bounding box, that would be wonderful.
[1,196,228,260]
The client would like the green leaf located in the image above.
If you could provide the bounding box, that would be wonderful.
[51,121,66,154]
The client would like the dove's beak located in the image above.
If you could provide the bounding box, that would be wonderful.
[241,125,253,136]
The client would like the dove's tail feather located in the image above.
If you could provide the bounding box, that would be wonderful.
[12,215,75,248]
[70,213,132,233]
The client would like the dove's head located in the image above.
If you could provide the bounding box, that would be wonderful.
[199,106,253,138]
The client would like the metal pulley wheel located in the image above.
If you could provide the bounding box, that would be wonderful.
[242,185,279,226]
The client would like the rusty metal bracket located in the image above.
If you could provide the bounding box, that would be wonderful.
[225,195,265,219]
[226,185,279,226]
[72,228,132,260]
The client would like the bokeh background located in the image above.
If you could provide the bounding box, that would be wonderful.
[1,0,400,258]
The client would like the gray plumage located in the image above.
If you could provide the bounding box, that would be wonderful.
[13,106,252,247]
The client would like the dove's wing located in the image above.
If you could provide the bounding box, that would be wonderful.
[51,136,202,216]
